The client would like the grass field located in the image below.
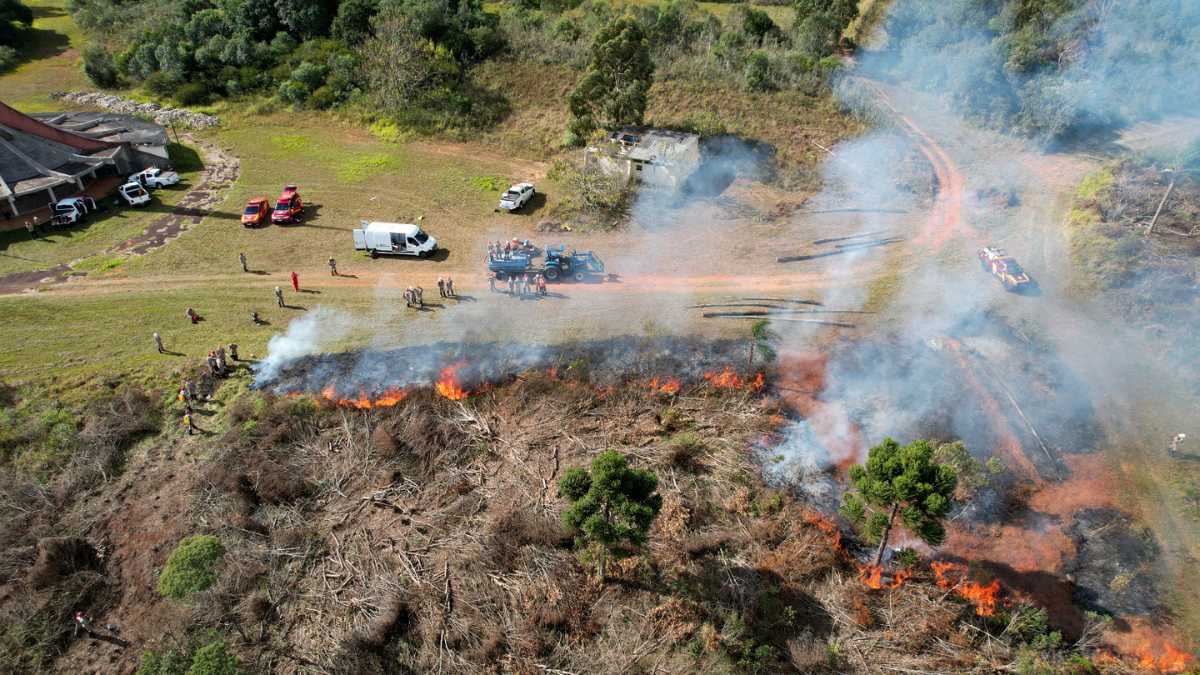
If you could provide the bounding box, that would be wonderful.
[0,0,871,396]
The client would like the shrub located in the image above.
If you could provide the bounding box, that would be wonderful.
[186,640,241,675]
[0,45,18,73]
[157,535,224,599]
[744,50,773,91]
[82,43,120,87]
[174,83,210,106]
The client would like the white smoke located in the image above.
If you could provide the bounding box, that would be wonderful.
[254,307,354,383]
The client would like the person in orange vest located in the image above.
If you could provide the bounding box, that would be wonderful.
[291,271,299,292]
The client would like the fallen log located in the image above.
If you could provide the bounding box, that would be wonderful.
[739,297,823,306]
[700,309,872,316]
[777,237,904,262]
[812,229,890,245]
[702,314,854,327]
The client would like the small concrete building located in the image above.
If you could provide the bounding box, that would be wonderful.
[585,126,701,190]
[0,100,167,218]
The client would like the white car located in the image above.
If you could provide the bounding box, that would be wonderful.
[118,181,151,206]
[498,182,535,211]
[52,196,97,226]
[130,167,180,189]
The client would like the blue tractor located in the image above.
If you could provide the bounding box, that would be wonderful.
[485,245,607,282]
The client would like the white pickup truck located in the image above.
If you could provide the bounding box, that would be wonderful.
[51,196,98,227]
[130,167,180,189]
[118,181,151,206]
[498,182,535,211]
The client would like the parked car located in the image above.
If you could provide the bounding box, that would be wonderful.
[242,197,269,227]
[352,221,438,258]
[272,184,304,224]
[51,196,97,227]
[118,181,151,206]
[498,182,535,211]
[130,167,180,189]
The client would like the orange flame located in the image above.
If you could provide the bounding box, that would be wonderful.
[858,564,913,590]
[704,367,743,388]
[320,385,408,409]
[1136,641,1192,673]
[931,561,1001,616]
[802,510,842,551]
[436,362,468,400]
[751,372,765,390]
[648,377,681,395]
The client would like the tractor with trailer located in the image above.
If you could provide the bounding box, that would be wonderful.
[978,246,1032,292]
[487,244,609,282]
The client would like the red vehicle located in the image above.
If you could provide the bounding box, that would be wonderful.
[241,197,269,227]
[271,184,304,224]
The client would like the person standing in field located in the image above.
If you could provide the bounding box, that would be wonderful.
[274,286,284,307]
[239,252,248,272]
[328,257,338,276]
[153,332,165,353]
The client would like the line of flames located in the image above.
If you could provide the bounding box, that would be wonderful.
[703,367,765,390]
[1135,641,1192,673]
[931,561,1002,616]
[316,364,770,408]
[648,376,682,395]
[858,564,914,590]
[435,361,468,400]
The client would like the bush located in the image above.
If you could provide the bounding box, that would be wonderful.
[0,45,17,73]
[174,82,211,106]
[157,535,224,599]
[744,50,773,91]
[82,43,120,87]
[186,640,241,675]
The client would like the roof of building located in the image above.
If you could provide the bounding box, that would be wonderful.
[0,101,129,200]
[594,126,700,166]
[30,110,169,148]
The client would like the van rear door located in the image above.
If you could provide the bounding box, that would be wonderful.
[352,229,367,250]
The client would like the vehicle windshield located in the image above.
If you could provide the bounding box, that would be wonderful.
[244,205,260,215]
[1006,261,1024,275]
[413,231,429,244]
[274,201,289,211]
[503,191,519,199]
[54,204,72,213]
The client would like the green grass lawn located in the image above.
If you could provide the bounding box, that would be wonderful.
[2,0,91,110]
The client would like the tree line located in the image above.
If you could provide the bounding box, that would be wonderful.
[0,0,33,72]
[71,0,862,133]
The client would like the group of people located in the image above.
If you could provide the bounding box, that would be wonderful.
[178,379,199,434]
[486,239,534,261]
[437,276,456,298]
[206,343,238,377]
[404,285,425,308]
[489,271,547,297]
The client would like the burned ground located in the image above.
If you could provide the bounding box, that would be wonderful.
[0,354,1128,673]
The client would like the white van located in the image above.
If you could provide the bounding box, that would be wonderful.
[352,221,438,258]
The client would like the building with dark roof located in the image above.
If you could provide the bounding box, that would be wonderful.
[0,100,169,217]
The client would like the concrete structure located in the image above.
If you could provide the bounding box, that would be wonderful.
[585,127,701,190]
[0,100,167,218]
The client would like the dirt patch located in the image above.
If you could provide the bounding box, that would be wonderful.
[0,263,75,294]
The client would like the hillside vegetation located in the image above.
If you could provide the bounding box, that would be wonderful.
[875,0,1200,141]
[0,370,1118,672]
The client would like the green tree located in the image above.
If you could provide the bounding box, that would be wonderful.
[558,449,662,578]
[840,438,957,566]
[0,0,33,50]
[187,641,241,675]
[157,534,225,599]
[749,318,779,365]
[567,15,653,142]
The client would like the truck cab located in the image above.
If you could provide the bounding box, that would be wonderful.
[353,221,438,258]
[118,181,151,206]
[51,196,97,227]
[272,184,303,223]
[544,245,605,281]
